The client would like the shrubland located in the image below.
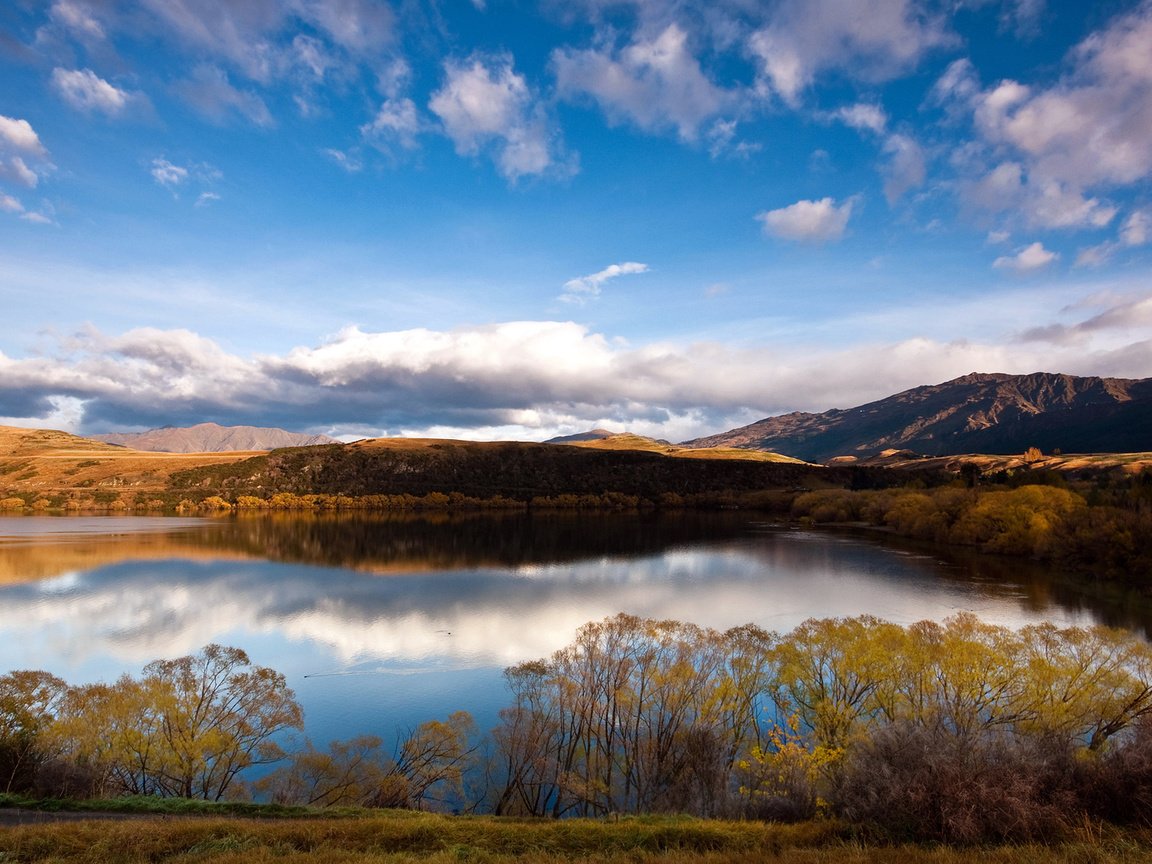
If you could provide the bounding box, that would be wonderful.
[4,614,1152,845]
[792,470,1152,584]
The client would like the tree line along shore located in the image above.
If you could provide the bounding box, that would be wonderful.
[3,613,1152,845]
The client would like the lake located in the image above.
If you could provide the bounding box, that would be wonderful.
[0,511,1148,748]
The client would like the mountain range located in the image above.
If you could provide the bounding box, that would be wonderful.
[93,422,338,453]
[683,372,1152,463]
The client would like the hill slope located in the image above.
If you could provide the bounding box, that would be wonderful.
[0,425,258,500]
[168,437,839,502]
[683,372,1152,462]
[93,422,337,453]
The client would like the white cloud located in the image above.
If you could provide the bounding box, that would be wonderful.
[1121,210,1150,247]
[173,65,274,127]
[49,1,106,40]
[962,161,1117,230]
[150,158,189,187]
[290,34,336,81]
[3,292,1152,441]
[833,103,887,134]
[929,58,980,114]
[195,191,221,207]
[993,241,1058,273]
[323,148,362,172]
[429,54,565,180]
[140,0,283,83]
[944,3,1152,230]
[749,0,953,106]
[361,97,421,150]
[1018,291,1152,343]
[553,24,733,141]
[0,116,51,192]
[0,116,47,156]
[0,195,22,213]
[0,157,38,189]
[881,134,926,203]
[757,197,854,242]
[292,0,394,56]
[560,261,649,304]
[1074,209,1150,267]
[51,68,140,116]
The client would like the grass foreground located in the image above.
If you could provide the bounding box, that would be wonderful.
[0,805,1151,864]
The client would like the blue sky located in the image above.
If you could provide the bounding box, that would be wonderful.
[1,0,1151,441]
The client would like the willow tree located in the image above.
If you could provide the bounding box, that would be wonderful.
[0,670,66,793]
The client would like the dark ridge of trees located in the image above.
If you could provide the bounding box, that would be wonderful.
[167,442,900,504]
[6,614,1152,842]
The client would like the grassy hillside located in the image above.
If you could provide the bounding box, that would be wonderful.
[564,433,808,463]
[0,425,259,508]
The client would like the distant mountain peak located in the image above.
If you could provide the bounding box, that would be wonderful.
[92,424,338,453]
[546,428,621,444]
[682,371,1152,462]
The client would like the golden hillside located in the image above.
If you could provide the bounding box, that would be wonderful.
[561,432,809,464]
[0,425,259,503]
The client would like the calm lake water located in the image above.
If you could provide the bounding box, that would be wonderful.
[0,512,1148,747]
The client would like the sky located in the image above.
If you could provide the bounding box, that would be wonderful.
[1,0,1151,443]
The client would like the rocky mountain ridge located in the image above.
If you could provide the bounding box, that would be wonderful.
[93,422,337,453]
[683,372,1152,463]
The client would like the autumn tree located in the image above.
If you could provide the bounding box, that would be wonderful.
[141,644,303,800]
[0,670,66,793]
[256,735,388,807]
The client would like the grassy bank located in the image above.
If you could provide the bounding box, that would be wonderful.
[0,811,1150,864]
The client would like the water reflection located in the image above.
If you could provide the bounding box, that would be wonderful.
[0,513,1149,744]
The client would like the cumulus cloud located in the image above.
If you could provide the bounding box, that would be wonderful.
[2,302,1152,441]
[553,24,733,141]
[1075,209,1151,266]
[757,197,854,242]
[748,0,953,106]
[37,0,403,126]
[942,3,1152,230]
[993,241,1058,273]
[826,103,925,203]
[0,116,47,157]
[962,161,1117,230]
[150,158,189,187]
[0,115,52,197]
[560,262,648,304]
[361,97,422,151]
[429,54,566,180]
[833,103,887,134]
[51,68,142,116]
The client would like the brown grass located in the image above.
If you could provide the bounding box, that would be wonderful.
[0,813,1147,863]
[871,450,1152,476]
[0,426,258,498]
[563,434,808,464]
